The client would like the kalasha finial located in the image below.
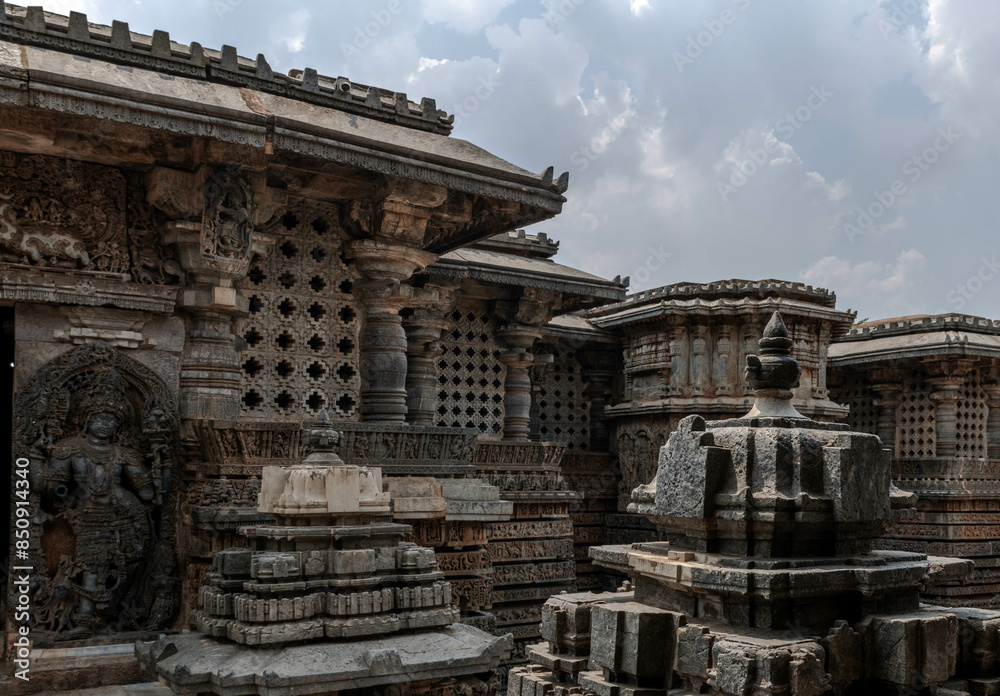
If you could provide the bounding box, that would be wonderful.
[743,311,805,419]
[301,409,343,464]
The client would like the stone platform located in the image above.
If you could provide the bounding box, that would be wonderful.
[138,624,510,696]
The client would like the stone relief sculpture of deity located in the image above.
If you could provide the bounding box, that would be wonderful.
[201,165,254,261]
[12,342,180,642]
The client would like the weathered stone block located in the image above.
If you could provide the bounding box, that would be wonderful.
[590,602,684,687]
[861,612,958,688]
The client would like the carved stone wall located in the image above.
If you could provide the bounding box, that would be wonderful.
[435,306,506,435]
[473,440,577,667]
[235,207,361,420]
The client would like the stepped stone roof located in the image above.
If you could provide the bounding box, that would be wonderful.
[587,278,853,330]
[0,3,568,217]
[830,313,1000,364]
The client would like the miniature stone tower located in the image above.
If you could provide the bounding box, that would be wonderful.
[138,411,511,696]
[512,311,1000,696]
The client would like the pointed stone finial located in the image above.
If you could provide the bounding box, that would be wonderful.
[363,87,381,108]
[67,11,89,39]
[111,20,132,50]
[151,30,171,58]
[189,42,207,66]
[24,6,46,32]
[540,166,554,185]
[743,311,805,419]
[302,408,340,459]
[555,171,570,193]
[301,67,319,92]
[255,53,273,80]
[219,45,239,72]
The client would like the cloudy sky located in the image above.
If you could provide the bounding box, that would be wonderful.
[43,0,1000,321]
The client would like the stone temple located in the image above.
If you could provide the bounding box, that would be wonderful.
[1,5,1000,696]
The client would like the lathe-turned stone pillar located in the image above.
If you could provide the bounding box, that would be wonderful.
[347,240,437,423]
[929,374,965,458]
[497,325,543,440]
[403,290,456,426]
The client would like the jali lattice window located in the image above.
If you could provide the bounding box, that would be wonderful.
[537,346,590,450]
[235,209,360,420]
[839,375,879,436]
[436,309,505,434]
[897,376,936,458]
[957,370,988,458]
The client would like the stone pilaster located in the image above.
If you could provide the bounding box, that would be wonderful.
[984,383,1000,459]
[580,349,618,452]
[871,381,903,456]
[346,240,437,423]
[929,374,965,458]
[150,166,279,421]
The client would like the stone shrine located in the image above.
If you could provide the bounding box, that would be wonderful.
[512,312,1000,695]
[138,412,511,695]
[830,314,1000,609]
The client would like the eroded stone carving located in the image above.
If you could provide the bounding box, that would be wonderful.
[0,151,127,272]
[12,342,180,640]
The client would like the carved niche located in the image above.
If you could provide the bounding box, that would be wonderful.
[0,151,127,272]
[11,342,180,642]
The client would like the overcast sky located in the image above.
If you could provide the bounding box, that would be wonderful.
[42,0,1000,321]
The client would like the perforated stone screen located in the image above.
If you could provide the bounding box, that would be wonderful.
[235,209,361,420]
[839,375,879,436]
[957,370,988,458]
[898,377,936,458]
[436,309,506,434]
[537,346,590,450]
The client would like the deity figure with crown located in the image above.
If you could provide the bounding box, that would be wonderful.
[30,369,159,634]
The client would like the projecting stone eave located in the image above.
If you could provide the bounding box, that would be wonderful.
[586,294,855,332]
[543,313,620,346]
[0,3,568,254]
[829,331,1000,367]
[586,278,843,321]
[830,312,1000,366]
[603,395,849,420]
[426,248,628,313]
